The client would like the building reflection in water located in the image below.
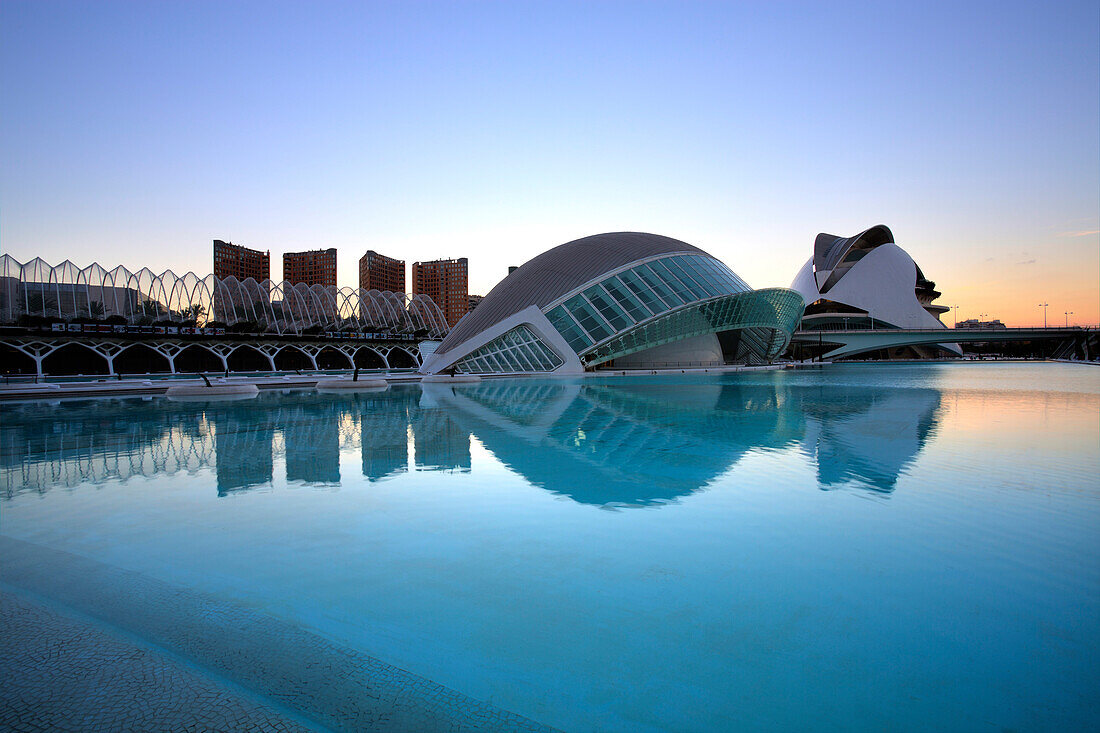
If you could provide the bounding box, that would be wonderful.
[361,389,414,482]
[411,389,472,473]
[424,377,940,504]
[1,376,941,504]
[0,398,217,496]
[796,385,940,492]
[282,398,341,486]
[213,408,274,495]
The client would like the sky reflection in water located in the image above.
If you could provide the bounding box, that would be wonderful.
[2,364,1098,732]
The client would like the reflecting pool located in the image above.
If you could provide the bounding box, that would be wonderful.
[2,363,1098,731]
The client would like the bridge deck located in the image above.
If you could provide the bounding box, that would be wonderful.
[790,327,1093,358]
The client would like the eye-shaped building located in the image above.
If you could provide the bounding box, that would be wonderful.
[419,232,804,375]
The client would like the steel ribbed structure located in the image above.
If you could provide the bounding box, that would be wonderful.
[0,254,449,337]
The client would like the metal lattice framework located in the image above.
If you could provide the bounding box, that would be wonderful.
[581,288,806,366]
[0,336,422,376]
[0,254,449,337]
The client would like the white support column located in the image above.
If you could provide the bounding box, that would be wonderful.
[296,344,322,370]
[337,344,357,367]
[8,339,64,378]
[88,341,125,375]
[151,342,186,374]
[251,342,279,371]
[206,343,233,372]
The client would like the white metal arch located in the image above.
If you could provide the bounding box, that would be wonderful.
[2,255,451,339]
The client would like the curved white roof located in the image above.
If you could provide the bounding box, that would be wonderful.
[792,227,949,332]
[813,224,895,276]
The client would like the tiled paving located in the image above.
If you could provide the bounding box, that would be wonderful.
[0,592,315,732]
[0,536,556,732]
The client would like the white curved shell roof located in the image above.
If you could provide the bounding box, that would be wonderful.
[792,240,946,330]
[813,224,894,274]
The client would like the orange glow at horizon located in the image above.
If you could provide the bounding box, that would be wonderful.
[925,233,1099,328]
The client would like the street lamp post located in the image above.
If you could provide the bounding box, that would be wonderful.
[952,305,959,328]
[1065,311,1074,327]
[1039,302,1048,328]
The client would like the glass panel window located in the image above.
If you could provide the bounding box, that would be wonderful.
[510,345,537,371]
[453,324,563,373]
[656,257,707,300]
[583,285,633,331]
[601,275,652,322]
[502,351,523,372]
[546,306,593,352]
[520,343,547,370]
[539,342,559,368]
[636,263,685,306]
[483,351,504,372]
[498,352,518,372]
[506,344,529,371]
[694,255,748,294]
[564,294,614,343]
[697,255,749,292]
[618,268,669,314]
[677,257,721,298]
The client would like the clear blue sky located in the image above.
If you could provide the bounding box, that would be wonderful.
[2,0,1097,323]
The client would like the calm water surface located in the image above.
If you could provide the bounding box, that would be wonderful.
[2,363,1098,731]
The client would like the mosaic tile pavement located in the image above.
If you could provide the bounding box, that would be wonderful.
[0,536,556,732]
[0,591,315,732]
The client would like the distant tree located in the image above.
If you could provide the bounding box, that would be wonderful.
[16,314,56,328]
[228,320,260,334]
[25,292,58,317]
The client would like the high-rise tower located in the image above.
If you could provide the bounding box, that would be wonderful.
[213,240,270,281]
[412,257,468,327]
[283,248,337,287]
[359,250,405,293]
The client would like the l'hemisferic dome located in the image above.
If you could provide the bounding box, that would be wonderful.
[419,232,805,375]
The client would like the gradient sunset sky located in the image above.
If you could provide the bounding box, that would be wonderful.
[2,0,1097,325]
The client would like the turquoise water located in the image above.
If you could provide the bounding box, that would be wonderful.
[2,363,1098,731]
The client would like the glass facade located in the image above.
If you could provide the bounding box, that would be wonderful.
[453,325,564,374]
[581,288,805,366]
[433,250,802,375]
[543,254,752,354]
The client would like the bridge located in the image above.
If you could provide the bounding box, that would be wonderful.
[790,326,1096,360]
[0,329,429,377]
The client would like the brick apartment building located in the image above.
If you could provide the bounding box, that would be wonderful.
[213,240,270,282]
[358,250,405,293]
[412,257,468,327]
[283,249,337,287]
